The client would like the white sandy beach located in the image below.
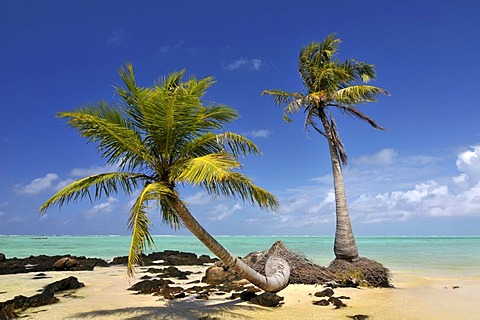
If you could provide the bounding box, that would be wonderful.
[2,264,480,320]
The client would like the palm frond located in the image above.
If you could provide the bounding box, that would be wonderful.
[39,172,145,213]
[334,85,389,104]
[127,181,176,275]
[57,105,157,170]
[204,172,279,210]
[215,132,261,157]
[173,152,241,185]
[339,106,385,130]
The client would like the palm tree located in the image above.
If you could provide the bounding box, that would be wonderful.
[263,34,389,261]
[40,64,290,293]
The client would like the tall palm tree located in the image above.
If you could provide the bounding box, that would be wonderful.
[263,34,389,261]
[40,64,290,293]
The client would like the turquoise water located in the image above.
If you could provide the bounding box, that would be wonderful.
[1,235,479,277]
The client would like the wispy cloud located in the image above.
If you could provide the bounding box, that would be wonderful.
[208,203,242,221]
[14,173,59,195]
[107,30,129,46]
[70,165,116,177]
[223,58,262,71]
[185,191,211,205]
[245,129,272,138]
[158,40,196,54]
[86,197,118,215]
[353,148,397,166]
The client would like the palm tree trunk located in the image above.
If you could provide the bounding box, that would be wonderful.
[167,195,290,293]
[320,113,359,261]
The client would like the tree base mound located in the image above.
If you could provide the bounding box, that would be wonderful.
[245,241,336,284]
[328,257,392,288]
[203,241,392,288]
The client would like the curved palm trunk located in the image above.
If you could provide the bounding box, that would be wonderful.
[167,195,290,293]
[320,114,359,261]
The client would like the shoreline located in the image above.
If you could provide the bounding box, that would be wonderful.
[2,264,480,319]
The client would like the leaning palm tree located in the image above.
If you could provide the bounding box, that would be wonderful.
[40,64,290,293]
[263,34,389,261]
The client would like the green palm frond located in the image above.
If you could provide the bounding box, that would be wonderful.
[204,172,279,210]
[334,85,389,104]
[216,132,261,157]
[127,181,176,275]
[339,106,385,130]
[39,172,145,213]
[262,89,305,122]
[173,152,241,185]
[58,105,157,170]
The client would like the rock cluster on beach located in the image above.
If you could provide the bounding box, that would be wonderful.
[0,250,217,275]
[0,276,84,320]
[0,254,108,275]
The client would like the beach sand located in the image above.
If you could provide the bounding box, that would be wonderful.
[1,265,480,320]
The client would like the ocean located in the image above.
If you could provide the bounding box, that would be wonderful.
[1,235,479,278]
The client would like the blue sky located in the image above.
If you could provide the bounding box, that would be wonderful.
[1,1,479,236]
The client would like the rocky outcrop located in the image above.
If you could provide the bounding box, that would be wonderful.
[110,250,218,266]
[0,276,84,320]
[0,255,108,275]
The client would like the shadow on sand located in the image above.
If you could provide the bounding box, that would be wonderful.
[71,298,270,319]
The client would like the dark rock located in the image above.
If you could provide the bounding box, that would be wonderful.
[128,279,173,294]
[110,251,217,267]
[0,253,5,262]
[53,257,77,270]
[196,293,209,300]
[337,295,351,300]
[140,275,152,280]
[347,315,369,320]
[0,254,108,275]
[110,256,129,265]
[250,292,284,307]
[185,285,209,293]
[0,276,84,317]
[202,262,242,285]
[229,292,241,300]
[239,290,257,302]
[199,254,217,264]
[145,268,163,274]
[43,276,85,294]
[161,266,192,279]
[328,296,347,309]
[32,273,50,280]
[1,304,16,320]
[324,281,339,289]
[174,292,186,299]
[153,286,184,300]
[313,299,330,306]
[314,288,334,297]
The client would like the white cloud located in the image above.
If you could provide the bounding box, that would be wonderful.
[268,145,480,228]
[455,145,480,187]
[245,129,272,138]
[185,191,211,205]
[158,40,189,53]
[86,197,118,215]
[70,165,115,177]
[107,30,128,46]
[209,203,242,221]
[353,148,397,166]
[14,173,59,195]
[223,58,263,71]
